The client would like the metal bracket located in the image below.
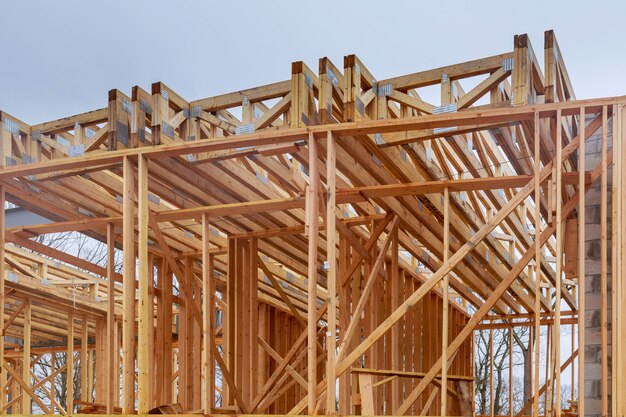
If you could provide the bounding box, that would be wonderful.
[326,68,339,87]
[304,73,314,89]
[148,193,161,205]
[139,99,153,114]
[56,136,71,148]
[78,207,94,217]
[161,122,174,139]
[256,171,269,184]
[376,83,392,97]
[433,127,457,135]
[235,123,255,135]
[122,98,132,114]
[355,97,365,115]
[68,144,85,157]
[4,119,19,134]
[502,57,514,72]
[433,103,457,114]
[116,121,129,146]
[191,105,202,118]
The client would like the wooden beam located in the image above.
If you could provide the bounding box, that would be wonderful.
[553,109,563,417]
[456,67,511,109]
[326,130,337,414]
[0,96,620,181]
[532,112,542,417]
[306,133,319,414]
[121,156,135,414]
[352,362,473,381]
[137,155,150,414]
[67,311,74,414]
[106,222,116,413]
[201,213,215,414]
[21,299,31,414]
[441,187,450,416]
[358,373,374,415]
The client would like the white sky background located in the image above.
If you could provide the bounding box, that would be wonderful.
[0,0,618,392]
[1,0,626,123]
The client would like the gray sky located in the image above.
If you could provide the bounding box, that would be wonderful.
[1,0,625,125]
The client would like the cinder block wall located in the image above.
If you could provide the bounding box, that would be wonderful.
[583,120,612,417]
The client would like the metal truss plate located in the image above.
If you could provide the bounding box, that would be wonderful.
[433,103,457,114]
[161,122,174,139]
[68,144,85,157]
[235,123,255,135]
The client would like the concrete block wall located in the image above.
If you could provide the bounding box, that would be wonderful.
[583,121,612,417]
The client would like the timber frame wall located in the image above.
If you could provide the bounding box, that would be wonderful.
[0,29,624,416]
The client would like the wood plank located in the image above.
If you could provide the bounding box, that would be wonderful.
[137,155,150,414]
[121,156,135,414]
[306,133,319,414]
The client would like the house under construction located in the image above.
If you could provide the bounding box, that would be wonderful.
[0,29,623,416]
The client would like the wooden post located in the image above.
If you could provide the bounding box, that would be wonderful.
[533,111,542,417]
[390,226,400,413]
[22,299,31,414]
[122,155,135,414]
[307,132,319,414]
[106,223,116,412]
[51,351,56,414]
[137,154,150,414]
[441,187,450,416]
[513,34,531,107]
[225,238,236,406]
[67,311,74,414]
[202,213,215,414]
[81,314,89,403]
[326,130,337,414]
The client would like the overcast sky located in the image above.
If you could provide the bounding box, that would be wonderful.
[1,0,626,125]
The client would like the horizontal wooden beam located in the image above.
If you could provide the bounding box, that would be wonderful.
[0,96,621,180]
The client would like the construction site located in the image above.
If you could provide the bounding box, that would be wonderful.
[0,29,623,416]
